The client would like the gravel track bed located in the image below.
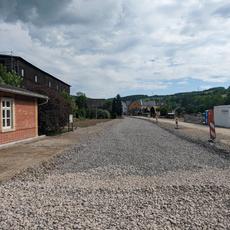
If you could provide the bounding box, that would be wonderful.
[0,118,230,229]
[154,119,230,157]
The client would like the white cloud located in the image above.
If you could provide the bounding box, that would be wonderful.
[0,0,230,97]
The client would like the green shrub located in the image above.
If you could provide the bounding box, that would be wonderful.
[30,86,71,135]
[96,109,110,119]
[76,108,87,119]
[160,106,168,116]
[0,64,23,87]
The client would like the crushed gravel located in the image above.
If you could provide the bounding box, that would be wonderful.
[0,117,230,229]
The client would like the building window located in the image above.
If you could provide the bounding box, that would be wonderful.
[21,68,24,77]
[34,75,38,83]
[48,81,51,88]
[1,98,14,130]
[56,84,59,91]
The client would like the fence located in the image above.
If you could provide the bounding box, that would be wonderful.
[183,114,203,124]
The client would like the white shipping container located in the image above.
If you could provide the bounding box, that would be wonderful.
[214,105,230,128]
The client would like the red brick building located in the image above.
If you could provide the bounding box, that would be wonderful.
[0,85,48,145]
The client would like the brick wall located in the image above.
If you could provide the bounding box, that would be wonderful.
[0,92,38,145]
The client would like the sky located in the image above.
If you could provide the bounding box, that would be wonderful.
[0,0,230,98]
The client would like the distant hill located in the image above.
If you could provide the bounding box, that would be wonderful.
[121,86,230,114]
[121,94,148,102]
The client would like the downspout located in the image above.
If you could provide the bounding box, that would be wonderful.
[38,97,49,106]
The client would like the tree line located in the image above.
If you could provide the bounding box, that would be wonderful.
[74,93,123,119]
[151,87,230,115]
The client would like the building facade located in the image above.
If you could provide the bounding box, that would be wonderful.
[0,54,70,94]
[128,99,160,116]
[214,105,230,128]
[86,98,106,110]
[0,85,48,145]
[121,101,128,115]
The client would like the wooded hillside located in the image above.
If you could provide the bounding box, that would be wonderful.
[121,87,230,114]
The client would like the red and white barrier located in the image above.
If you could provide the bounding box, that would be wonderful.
[209,122,216,140]
[208,110,216,141]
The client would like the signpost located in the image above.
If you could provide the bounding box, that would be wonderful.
[69,114,74,131]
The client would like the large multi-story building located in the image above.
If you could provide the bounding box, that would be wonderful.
[86,98,106,110]
[0,54,70,94]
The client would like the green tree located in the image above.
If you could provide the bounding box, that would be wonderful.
[75,92,88,119]
[111,98,117,118]
[112,94,123,118]
[225,91,230,104]
[96,109,110,119]
[150,107,155,117]
[116,94,123,116]
[61,91,77,115]
[75,93,87,109]
[29,85,71,135]
[159,106,168,116]
[0,64,22,87]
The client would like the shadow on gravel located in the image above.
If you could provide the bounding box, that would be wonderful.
[136,118,230,160]
[160,126,230,160]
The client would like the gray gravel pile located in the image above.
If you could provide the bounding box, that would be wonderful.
[0,118,230,229]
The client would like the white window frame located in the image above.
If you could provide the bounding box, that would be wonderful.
[35,75,38,83]
[1,98,15,132]
[49,81,51,88]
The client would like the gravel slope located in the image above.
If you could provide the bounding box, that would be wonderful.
[0,118,230,229]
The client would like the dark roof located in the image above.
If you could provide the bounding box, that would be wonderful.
[0,54,70,87]
[87,98,106,102]
[0,84,48,99]
[141,101,157,107]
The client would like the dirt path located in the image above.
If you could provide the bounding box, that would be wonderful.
[0,119,116,182]
[159,118,230,137]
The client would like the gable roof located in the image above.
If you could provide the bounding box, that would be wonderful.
[142,101,157,107]
[0,54,70,87]
[0,84,48,100]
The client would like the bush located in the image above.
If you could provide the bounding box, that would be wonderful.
[160,106,168,116]
[0,64,23,87]
[76,108,86,119]
[96,109,110,119]
[29,85,71,135]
